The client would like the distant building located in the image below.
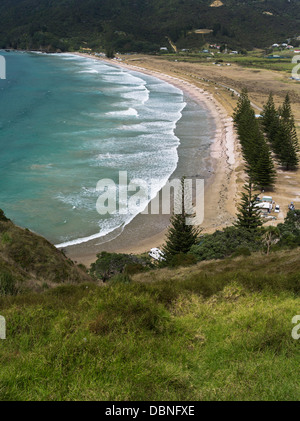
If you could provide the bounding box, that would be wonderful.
[80,47,92,53]
[262,196,273,203]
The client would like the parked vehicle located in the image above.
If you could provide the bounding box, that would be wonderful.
[149,248,165,261]
[275,205,280,213]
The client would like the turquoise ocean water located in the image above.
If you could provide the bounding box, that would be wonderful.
[0,51,213,246]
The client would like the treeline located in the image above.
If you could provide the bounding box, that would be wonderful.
[233,90,299,190]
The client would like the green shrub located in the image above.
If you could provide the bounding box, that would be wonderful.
[167,253,197,268]
[277,210,300,247]
[232,246,252,257]
[190,226,261,262]
[124,263,146,275]
[1,232,12,245]
[109,273,132,284]
[90,252,149,282]
[0,272,17,295]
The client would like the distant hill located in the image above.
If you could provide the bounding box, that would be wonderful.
[0,0,299,52]
[0,210,91,293]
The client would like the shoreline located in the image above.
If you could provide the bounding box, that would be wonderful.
[64,53,238,267]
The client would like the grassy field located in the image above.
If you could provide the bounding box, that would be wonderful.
[0,249,299,401]
[159,50,296,73]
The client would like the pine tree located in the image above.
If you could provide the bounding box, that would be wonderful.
[262,93,278,138]
[275,119,299,170]
[233,89,276,189]
[233,89,252,127]
[261,93,280,151]
[235,180,262,231]
[281,93,295,124]
[162,178,200,262]
[233,89,259,167]
[254,140,276,189]
[275,94,299,170]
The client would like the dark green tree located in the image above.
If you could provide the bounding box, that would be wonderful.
[281,94,299,163]
[280,94,295,124]
[90,252,143,282]
[233,89,258,166]
[254,140,276,190]
[105,47,115,58]
[274,120,299,170]
[233,89,276,188]
[274,94,299,170]
[235,180,262,231]
[162,178,200,262]
[261,93,279,144]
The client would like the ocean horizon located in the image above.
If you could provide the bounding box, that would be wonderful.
[0,51,213,246]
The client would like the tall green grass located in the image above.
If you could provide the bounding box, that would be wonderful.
[0,264,299,400]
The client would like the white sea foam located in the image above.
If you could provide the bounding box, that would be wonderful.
[54,140,181,249]
[56,226,120,248]
[51,55,187,248]
[55,167,178,249]
[120,88,149,105]
[78,69,99,74]
[105,108,139,117]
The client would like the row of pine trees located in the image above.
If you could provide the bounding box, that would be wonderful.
[233,90,299,190]
[233,90,276,190]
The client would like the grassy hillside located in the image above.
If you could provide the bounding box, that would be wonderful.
[0,248,299,400]
[0,211,91,293]
[133,247,300,283]
[0,0,299,52]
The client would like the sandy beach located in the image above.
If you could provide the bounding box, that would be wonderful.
[65,53,239,266]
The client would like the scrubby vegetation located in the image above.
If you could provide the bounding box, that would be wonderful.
[90,251,152,282]
[188,209,300,263]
